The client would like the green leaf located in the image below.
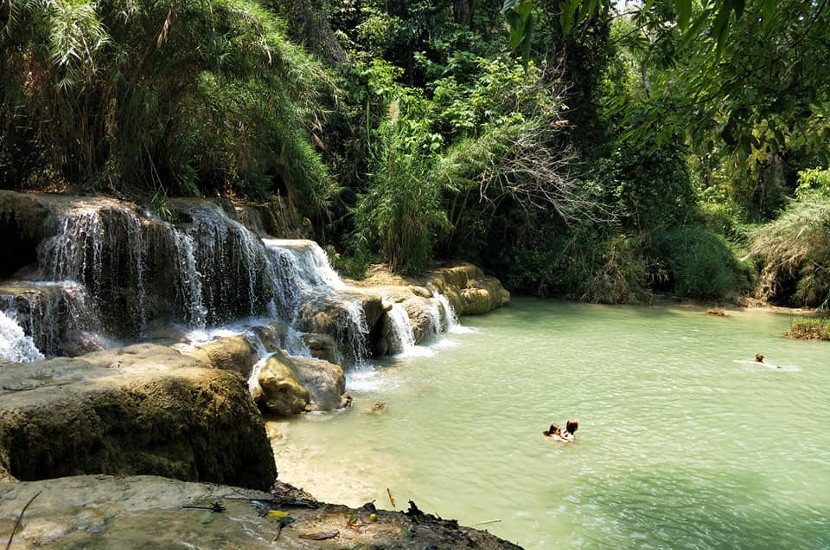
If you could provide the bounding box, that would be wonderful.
[761,0,776,26]
[677,9,711,51]
[674,0,692,30]
[561,0,580,34]
[200,511,215,524]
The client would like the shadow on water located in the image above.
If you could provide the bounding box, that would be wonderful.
[499,297,718,325]
[571,466,830,550]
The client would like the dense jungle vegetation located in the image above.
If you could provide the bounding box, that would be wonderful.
[1,0,828,307]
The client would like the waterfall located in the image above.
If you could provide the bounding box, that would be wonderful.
[181,203,275,325]
[0,281,103,357]
[435,293,458,331]
[38,203,147,335]
[263,239,346,291]
[167,230,207,330]
[387,303,416,354]
[1,195,463,367]
[424,298,444,339]
[0,310,44,363]
[337,298,370,365]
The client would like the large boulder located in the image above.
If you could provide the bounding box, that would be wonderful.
[290,356,348,411]
[255,353,309,416]
[0,344,276,491]
[180,335,258,376]
[254,350,348,416]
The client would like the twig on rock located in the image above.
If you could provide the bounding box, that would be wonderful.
[5,489,42,550]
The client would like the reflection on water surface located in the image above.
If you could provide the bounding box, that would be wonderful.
[273,299,830,550]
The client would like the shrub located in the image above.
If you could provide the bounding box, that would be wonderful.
[648,225,755,299]
[0,0,335,209]
[795,167,830,200]
[508,225,651,304]
[785,317,830,340]
[749,198,830,308]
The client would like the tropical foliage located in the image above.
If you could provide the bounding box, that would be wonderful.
[1,0,828,306]
[0,0,336,211]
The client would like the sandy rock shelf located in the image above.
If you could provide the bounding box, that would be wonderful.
[0,476,524,550]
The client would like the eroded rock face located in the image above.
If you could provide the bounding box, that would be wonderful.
[0,475,525,550]
[256,353,310,416]
[429,264,511,315]
[0,344,276,490]
[301,332,337,364]
[290,356,347,412]
[295,293,386,365]
[0,191,52,279]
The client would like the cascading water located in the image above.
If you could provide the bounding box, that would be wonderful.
[386,302,416,355]
[39,204,148,335]
[181,203,276,325]
[0,310,44,363]
[1,196,457,366]
[424,298,444,340]
[435,293,458,331]
[263,239,372,365]
[335,298,370,365]
[0,281,103,357]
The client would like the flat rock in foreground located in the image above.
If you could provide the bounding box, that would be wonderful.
[0,475,525,550]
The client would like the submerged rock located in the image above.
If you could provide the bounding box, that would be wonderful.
[0,344,276,490]
[0,475,525,550]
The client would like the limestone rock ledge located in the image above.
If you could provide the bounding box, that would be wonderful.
[0,475,525,550]
[428,263,511,315]
[0,344,276,490]
[349,261,511,345]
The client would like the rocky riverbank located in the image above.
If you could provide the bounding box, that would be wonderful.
[0,476,523,549]
[1,190,516,548]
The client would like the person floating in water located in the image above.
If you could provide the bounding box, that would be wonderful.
[543,423,563,441]
[544,419,578,442]
[561,419,579,441]
[755,353,765,363]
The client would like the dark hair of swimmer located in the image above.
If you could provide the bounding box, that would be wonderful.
[755,354,764,363]
[544,423,560,436]
[566,419,579,434]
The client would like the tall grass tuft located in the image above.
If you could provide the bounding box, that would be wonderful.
[785,316,830,340]
[748,199,830,308]
[0,0,336,209]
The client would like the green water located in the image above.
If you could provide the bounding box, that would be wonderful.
[272,299,830,549]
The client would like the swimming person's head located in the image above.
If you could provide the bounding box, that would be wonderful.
[755,353,764,363]
[548,423,560,435]
[566,419,579,434]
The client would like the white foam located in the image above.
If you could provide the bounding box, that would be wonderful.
[0,310,44,363]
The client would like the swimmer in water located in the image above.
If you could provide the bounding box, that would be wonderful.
[754,353,764,363]
[561,418,579,442]
[543,423,563,441]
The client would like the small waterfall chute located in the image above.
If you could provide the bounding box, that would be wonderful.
[0,310,44,363]
[0,281,104,357]
[386,302,416,355]
[434,293,458,331]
